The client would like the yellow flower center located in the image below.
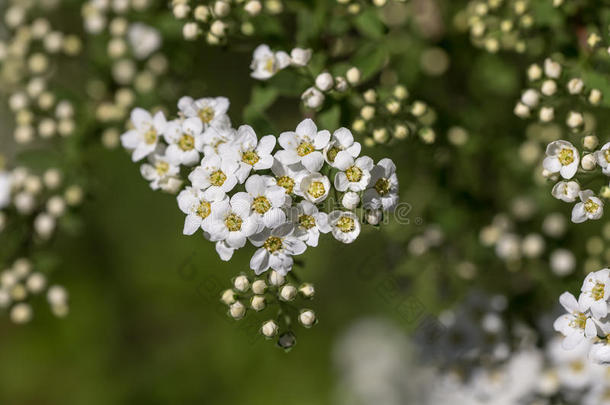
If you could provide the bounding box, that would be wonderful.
[570,312,588,330]
[299,215,316,229]
[225,213,243,232]
[593,282,606,301]
[337,216,355,233]
[155,161,169,175]
[605,149,610,163]
[242,150,260,166]
[264,236,283,252]
[346,166,363,182]
[276,176,295,194]
[327,146,340,162]
[307,181,326,199]
[375,178,391,196]
[297,142,315,157]
[558,148,574,166]
[196,201,211,219]
[198,107,215,124]
[585,199,600,214]
[210,170,227,187]
[178,134,195,151]
[264,58,275,73]
[570,361,585,372]
[252,196,271,214]
[144,128,157,145]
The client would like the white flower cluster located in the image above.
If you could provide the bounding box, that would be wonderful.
[554,268,610,364]
[544,139,610,224]
[121,96,399,276]
[0,0,80,144]
[0,258,69,324]
[479,207,576,275]
[0,167,83,238]
[515,58,602,126]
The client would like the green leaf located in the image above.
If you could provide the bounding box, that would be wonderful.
[352,43,388,81]
[353,9,386,40]
[317,104,341,130]
[243,86,280,123]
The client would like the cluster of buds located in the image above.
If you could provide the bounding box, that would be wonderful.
[459,0,536,54]
[351,85,436,146]
[0,258,69,324]
[301,67,363,111]
[479,206,577,275]
[0,0,81,143]
[515,58,602,131]
[82,0,168,149]
[172,0,283,43]
[221,271,316,350]
[0,166,83,239]
[335,0,407,15]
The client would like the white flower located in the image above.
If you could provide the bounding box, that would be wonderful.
[334,155,374,192]
[553,292,597,350]
[207,194,258,250]
[323,127,361,169]
[140,147,180,191]
[579,269,610,319]
[197,123,237,156]
[241,174,287,229]
[589,342,610,365]
[567,78,584,95]
[300,172,331,203]
[121,108,167,161]
[329,210,361,244]
[127,23,161,60]
[270,158,307,196]
[521,89,540,108]
[290,201,331,247]
[250,44,290,80]
[550,249,576,276]
[551,180,580,202]
[0,171,11,209]
[595,142,610,175]
[188,154,239,193]
[215,240,236,261]
[342,191,360,210]
[163,117,203,165]
[177,96,230,128]
[290,47,312,66]
[571,190,603,223]
[301,87,325,109]
[177,186,227,235]
[249,223,307,275]
[542,140,579,179]
[221,125,275,182]
[566,111,584,129]
[363,158,399,211]
[275,119,330,172]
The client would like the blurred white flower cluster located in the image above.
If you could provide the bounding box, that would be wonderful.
[0,258,68,324]
[121,96,399,276]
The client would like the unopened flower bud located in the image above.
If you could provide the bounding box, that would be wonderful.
[567,78,584,95]
[373,128,388,143]
[221,289,236,305]
[252,279,267,294]
[583,135,599,150]
[521,89,539,107]
[334,76,348,92]
[233,275,250,292]
[278,332,296,349]
[394,124,409,140]
[261,320,278,337]
[541,80,557,96]
[269,270,285,286]
[194,5,210,21]
[250,295,266,311]
[183,22,199,40]
[539,106,554,122]
[360,105,375,121]
[527,64,542,81]
[514,102,530,118]
[229,301,246,319]
[342,191,360,209]
[290,47,311,66]
[299,283,315,298]
[315,72,334,92]
[210,20,226,37]
[581,153,596,170]
[244,0,262,16]
[301,87,325,109]
[363,89,377,103]
[213,1,230,17]
[346,67,361,85]
[544,58,562,79]
[589,89,603,105]
[366,209,382,225]
[566,111,583,129]
[298,309,316,327]
[279,284,297,301]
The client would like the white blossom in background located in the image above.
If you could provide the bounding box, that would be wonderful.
[250,44,290,80]
[595,142,610,175]
[127,22,161,60]
[0,171,12,209]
